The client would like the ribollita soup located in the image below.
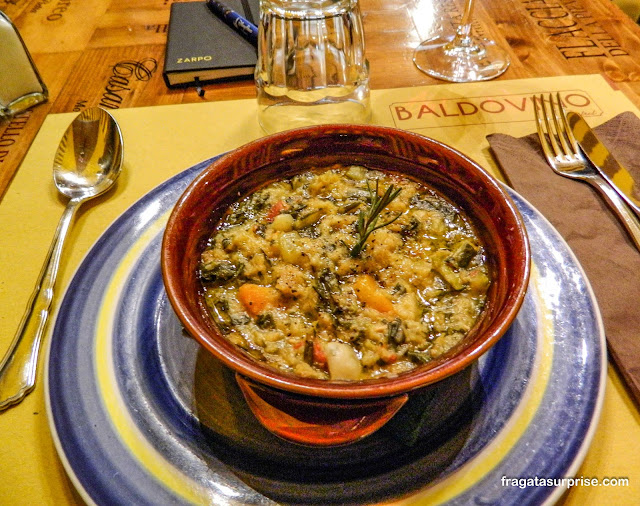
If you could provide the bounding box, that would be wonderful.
[198,165,491,381]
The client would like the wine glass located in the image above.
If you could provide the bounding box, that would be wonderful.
[413,0,510,82]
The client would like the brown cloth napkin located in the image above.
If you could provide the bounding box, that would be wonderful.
[487,112,640,407]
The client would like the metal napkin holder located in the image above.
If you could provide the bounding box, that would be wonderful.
[0,10,48,119]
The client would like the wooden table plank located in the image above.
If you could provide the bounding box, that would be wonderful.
[12,0,111,54]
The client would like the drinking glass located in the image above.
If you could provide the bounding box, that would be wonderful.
[255,0,371,134]
[413,0,510,82]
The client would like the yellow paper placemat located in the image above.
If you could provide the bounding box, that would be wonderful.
[1,74,639,505]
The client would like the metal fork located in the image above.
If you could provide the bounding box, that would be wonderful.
[533,92,640,252]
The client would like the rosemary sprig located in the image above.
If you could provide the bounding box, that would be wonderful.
[350,180,402,258]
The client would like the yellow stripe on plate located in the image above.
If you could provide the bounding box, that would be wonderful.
[389,263,554,505]
[95,210,211,504]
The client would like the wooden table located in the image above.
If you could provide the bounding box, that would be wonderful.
[1,0,639,504]
[4,0,640,199]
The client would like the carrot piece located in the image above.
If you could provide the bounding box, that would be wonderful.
[265,200,288,222]
[313,339,327,366]
[237,283,279,316]
[353,274,394,313]
[379,347,398,364]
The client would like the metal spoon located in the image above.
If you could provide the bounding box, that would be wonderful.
[0,107,123,410]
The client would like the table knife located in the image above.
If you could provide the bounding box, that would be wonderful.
[567,111,640,216]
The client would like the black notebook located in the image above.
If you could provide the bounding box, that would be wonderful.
[162,0,259,88]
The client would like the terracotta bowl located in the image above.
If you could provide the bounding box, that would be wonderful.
[161,124,531,446]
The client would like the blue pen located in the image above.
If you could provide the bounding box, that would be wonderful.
[206,0,258,47]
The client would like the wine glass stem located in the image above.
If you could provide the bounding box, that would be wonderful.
[454,0,476,47]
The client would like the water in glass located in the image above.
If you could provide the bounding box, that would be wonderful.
[256,0,371,134]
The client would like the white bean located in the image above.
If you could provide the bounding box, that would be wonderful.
[279,232,303,264]
[272,213,294,232]
[324,341,362,380]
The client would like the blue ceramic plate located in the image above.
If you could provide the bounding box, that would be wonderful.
[46,158,605,506]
